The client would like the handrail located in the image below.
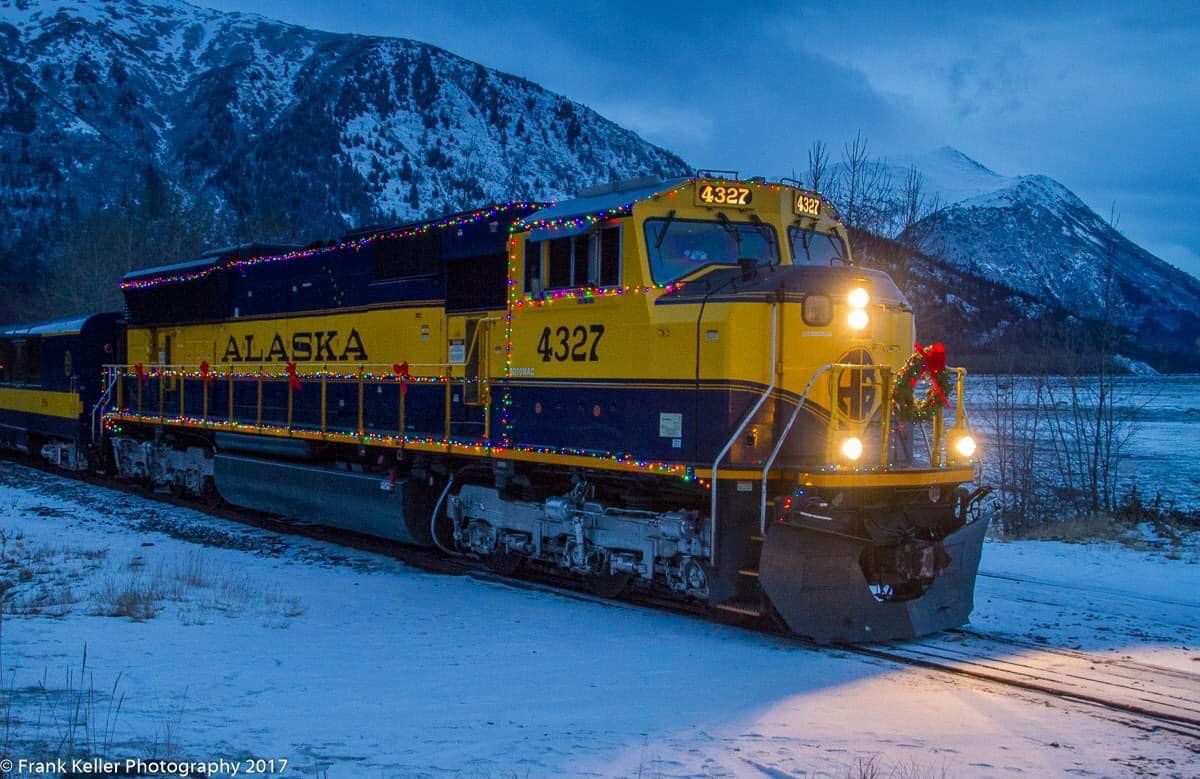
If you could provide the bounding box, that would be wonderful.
[757,364,834,535]
[90,366,117,444]
[755,363,971,536]
[709,302,778,566]
[104,360,489,444]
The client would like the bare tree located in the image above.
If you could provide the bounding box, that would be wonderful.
[807,140,831,194]
[897,165,941,250]
[837,131,893,235]
[987,371,1048,534]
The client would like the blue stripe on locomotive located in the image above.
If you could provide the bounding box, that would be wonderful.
[500,380,828,465]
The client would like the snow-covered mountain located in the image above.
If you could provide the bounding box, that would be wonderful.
[0,0,688,250]
[887,146,1019,206]
[878,148,1200,365]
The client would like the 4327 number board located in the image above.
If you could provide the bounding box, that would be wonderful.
[694,182,753,208]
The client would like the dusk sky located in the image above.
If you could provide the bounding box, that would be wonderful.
[198,0,1200,279]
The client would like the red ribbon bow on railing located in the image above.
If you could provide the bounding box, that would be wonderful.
[286,361,303,392]
[134,363,146,386]
[393,361,410,397]
[912,341,949,407]
[199,360,215,386]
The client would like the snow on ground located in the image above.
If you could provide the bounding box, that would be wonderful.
[0,461,1197,778]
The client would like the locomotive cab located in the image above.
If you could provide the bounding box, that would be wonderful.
[504,176,985,641]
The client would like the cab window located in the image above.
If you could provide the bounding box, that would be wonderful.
[643,218,778,284]
[523,240,542,293]
[531,226,621,292]
[789,227,847,266]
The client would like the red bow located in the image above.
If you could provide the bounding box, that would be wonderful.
[912,341,949,407]
[199,360,215,386]
[286,361,303,392]
[134,363,146,385]
[393,361,410,397]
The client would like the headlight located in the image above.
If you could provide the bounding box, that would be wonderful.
[840,436,863,461]
[848,287,869,308]
[953,434,977,459]
[847,309,869,330]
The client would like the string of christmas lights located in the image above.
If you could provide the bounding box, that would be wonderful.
[118,368,482,383]
[509,282,684,308]
[120,202,544,290]
[104,410,693,479]
[509,179,695,233]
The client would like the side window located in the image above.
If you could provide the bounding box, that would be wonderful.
[598,226,620,287]
[571,234,589,287]
[539,226,622,291]
[547,238,572,289]
[523,240,541,293]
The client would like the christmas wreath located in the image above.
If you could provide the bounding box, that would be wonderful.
[892,342,952,422]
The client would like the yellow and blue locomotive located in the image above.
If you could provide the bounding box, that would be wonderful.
[93,176,987,643]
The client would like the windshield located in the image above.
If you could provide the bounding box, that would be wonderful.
[789,227,847,266]
[643,218,778,284]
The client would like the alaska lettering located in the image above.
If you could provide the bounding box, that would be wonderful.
[220,329,369,363]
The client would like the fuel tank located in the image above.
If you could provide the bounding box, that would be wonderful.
[213,453,435,546]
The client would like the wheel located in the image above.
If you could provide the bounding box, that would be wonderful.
[681,557,710,599]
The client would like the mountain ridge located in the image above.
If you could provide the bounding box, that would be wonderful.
[0,0,689,252]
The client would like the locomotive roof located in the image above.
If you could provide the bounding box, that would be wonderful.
[123,243,301,282]
[521,177,689,240]
[340,201,544,241]
[0,312,120,338]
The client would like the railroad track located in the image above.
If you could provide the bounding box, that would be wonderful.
[6,454,1200,743]
[842,630,1200,741]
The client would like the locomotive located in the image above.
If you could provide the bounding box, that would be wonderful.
[1,175,989,643]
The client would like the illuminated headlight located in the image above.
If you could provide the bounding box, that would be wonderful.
[847,309,869,330]
[953,434,977,459]
[848,287,870,308]
[840,436,864,461]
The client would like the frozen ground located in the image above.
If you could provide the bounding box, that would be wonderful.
[0,461,1197,778]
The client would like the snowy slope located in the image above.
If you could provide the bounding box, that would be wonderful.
[886,146,1018,206]
[861,148,1200,364]
[918,173,1200,356]
[2,461,1198,777]
[0,0,688,249]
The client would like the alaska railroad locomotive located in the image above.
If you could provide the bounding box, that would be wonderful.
[0,176,989,643]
